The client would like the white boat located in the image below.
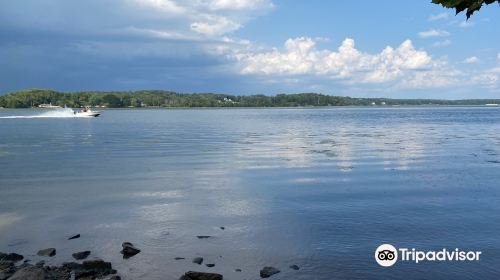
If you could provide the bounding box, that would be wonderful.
[74,106,101,117]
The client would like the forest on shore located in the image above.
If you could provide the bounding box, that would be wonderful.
[1,89,499,108]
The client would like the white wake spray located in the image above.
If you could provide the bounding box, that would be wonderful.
[0,108,93,119]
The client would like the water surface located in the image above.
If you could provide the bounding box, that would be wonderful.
[0,107,499,279]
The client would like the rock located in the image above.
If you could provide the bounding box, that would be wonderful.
[260,266,280,278]
[72,251,91,260]
[196,236,212,239]
[192,257,203,265]
[0,261,16,280]
[0,253,23,262]
[175,257,185,260]
[35,261,45,268]
[37,248,56,257]
[120,242,140,258]
[180,271,223,280]
[219,227,225,230]
[107,276,121,280]
[82,259,112,272]
[62,262,83,271]
[234,269,242,272]
[43,266,70,280]
[205,264,215,267]
[8,265,46,280]
[289,264,300,270]
[68,234,81,240]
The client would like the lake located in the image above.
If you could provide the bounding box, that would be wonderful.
[1,107,499,279]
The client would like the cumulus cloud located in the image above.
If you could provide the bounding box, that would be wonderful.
[418,29,450,38]
[464,56,480,64]
[428,12,449,21]
[234,37,456,88]
[497,53,500,61]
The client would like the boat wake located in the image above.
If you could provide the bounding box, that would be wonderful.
[0,108,95,119]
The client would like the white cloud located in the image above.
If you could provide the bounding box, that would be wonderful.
[134,0,185,14]
[191,16,241,36]
[234,37,456,88]
[428,12,449,21]
[418,29,450,38]
[464,56,480,64]
[459,21,475,28]
[497,53,500,61]
[432,40,451,47]
[473,67,500,91]
[209,0,273,10]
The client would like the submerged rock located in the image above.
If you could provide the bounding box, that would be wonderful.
[196,236,212,239]
[260,266,280,278]
[0,252,23,262]
[8,265,46,280]
[205,263,215,267]
[72,251,91,260]
[180,271,223,280]
[37,248,56,257]
[192,257,203,265]
[175,257,185,260]
[219,227,225,230]
[121,242,140,258]
[68,234,81,240]
[289,264,300,270]
[234,269,242,272]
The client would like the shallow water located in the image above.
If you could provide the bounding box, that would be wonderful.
[0,107,500,279]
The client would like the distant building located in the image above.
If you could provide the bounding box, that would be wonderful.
[38,103,61,108]
[381,102,386,105]
[371,102,376,106]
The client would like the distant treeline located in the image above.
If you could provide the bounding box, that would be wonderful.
[1,89,499,108]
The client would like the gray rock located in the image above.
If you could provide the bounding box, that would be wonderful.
[192,257,203,265]
[82,259,112,272]
[0,253,23,262]
[205,263,215,267]
[8,265,45,280]
[72,251,91,260]
[120,242,140,258]
[37,248,56,257]
[68,234,81,240]
[234,269,242,272]
[175,257,185,260]
[35,261,45,268]
[196,236,212,239]
[289,264,300,270]
[0,261,16,280]
[180,271,223,280]
[260,266,280,278]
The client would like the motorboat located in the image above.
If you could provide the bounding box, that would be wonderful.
[74,106,101,117]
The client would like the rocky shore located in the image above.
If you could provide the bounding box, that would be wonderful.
[1,232,300,279]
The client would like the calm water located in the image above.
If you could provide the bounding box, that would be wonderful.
[0,107,500,279]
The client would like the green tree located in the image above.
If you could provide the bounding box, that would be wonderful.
[432,0,499,19]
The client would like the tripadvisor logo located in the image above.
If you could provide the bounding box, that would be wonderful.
[375,244,482,267]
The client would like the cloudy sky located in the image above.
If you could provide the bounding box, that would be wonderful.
[1,0,499,98]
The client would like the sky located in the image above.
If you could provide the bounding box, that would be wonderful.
[0,0,499,99]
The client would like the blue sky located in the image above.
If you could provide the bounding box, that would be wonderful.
[0,0,499,98]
